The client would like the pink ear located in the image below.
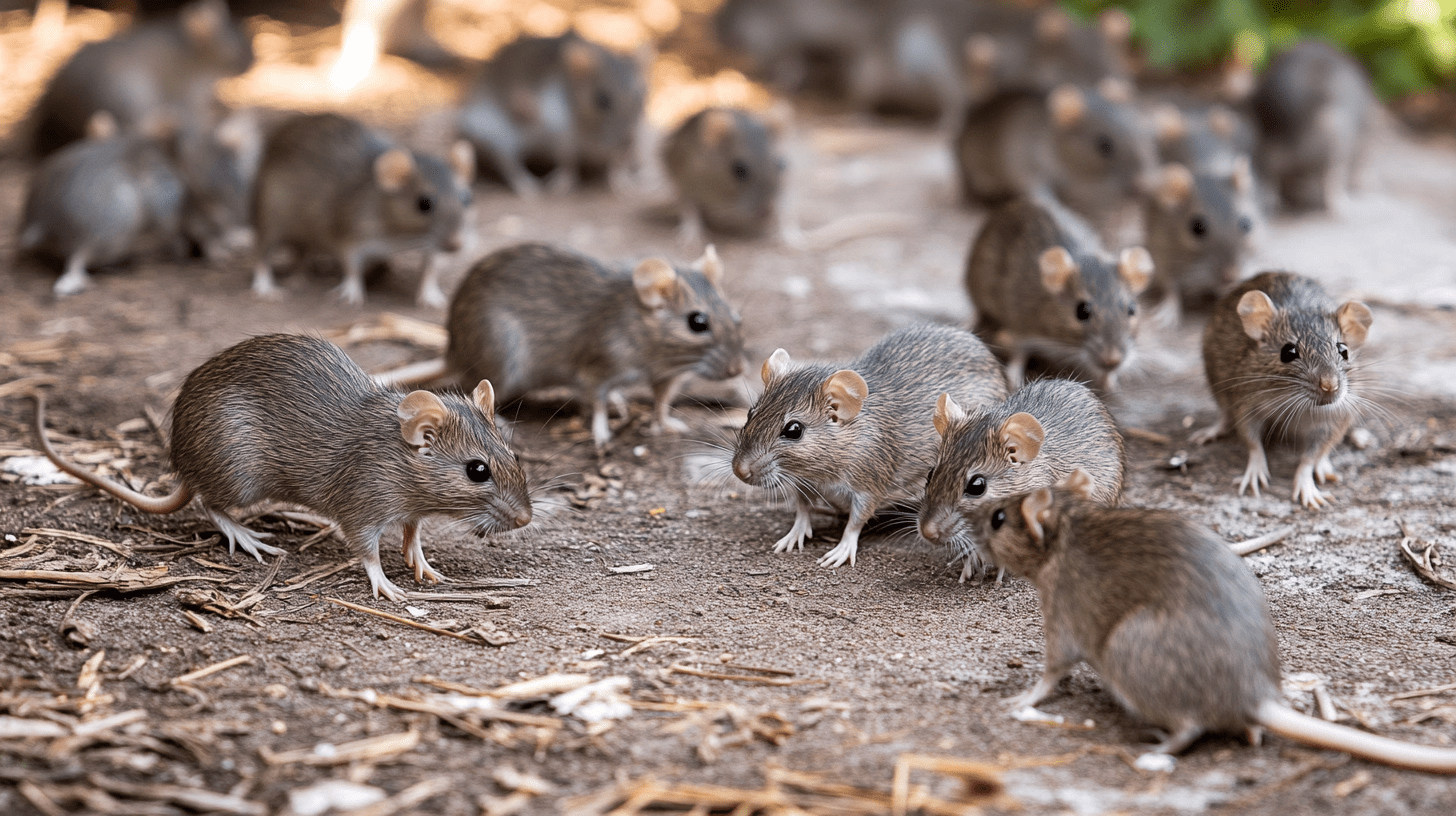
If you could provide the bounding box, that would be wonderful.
[399,390,448,451]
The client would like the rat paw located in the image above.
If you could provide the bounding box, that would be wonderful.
[1237,455,1269,497]
[816,539,857,568]
[416,280,449,310]
[1292,476,1331,509]
[1314,455,1339,484]
[335,279,367,306]
[372,576,408,603]
[648,415,691,437]
[772,529,809,553]
[1189,421,1225,446]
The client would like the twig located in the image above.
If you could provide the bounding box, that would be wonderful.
[170,654,253,685]
[1390,681,1456,701]
[21,527,133,558]
[1398,520,1456,591]
[346,777,453,816]
[667,663,823,686]
[260,728,420,766]
[1122,426,1172,445]
[1230,525,1294,557]
[275,558,360,593]
[326,597,498,645]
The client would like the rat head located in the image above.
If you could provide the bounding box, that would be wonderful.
[1026,9,1129,90]
[1145,161,1258,305]
[631,245,745,383]
[179,0,256,76]
[394,380,532,535]
[732,350,868,489]
[563,34,647,166]
[371,144,474,248]
[919,393,1047,548]
[1233,282,1373,417]
[1048,80,1158,200]
[1036,243,1152,386]
[411,142,475,253]
[969,469,1095,579]
[672,107,785,235]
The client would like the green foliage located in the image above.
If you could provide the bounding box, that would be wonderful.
[1062,0,1456,96]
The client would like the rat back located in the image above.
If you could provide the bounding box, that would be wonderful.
[663,107,783,235]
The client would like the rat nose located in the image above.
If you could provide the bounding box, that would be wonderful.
[513,506,533,528]
[726,355,744,378]
[919,519,941,543]
[732,460,752,483]
[1317,375,1340,401]
[1099,349,1124,370]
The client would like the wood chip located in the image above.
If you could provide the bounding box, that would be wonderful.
[170,655,253,686]
[343,777,452,816]
[1398,521,1456,591]
[87,774,266,816]
[21,527,133,558]
[608,563,654,574]
[326,597,504,646]
[0,716,69,739]
[260,728,421,766]
[1390,681,1456,701]
[667,663,823,686]
[1229,526,1293,557]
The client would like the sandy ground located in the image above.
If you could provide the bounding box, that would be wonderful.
[2,5,1456,816]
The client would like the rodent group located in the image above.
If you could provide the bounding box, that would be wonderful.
[18,0,1451,779]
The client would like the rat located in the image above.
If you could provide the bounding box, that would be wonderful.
[661,106,788,245]
[1149,101,1256,177]
[250,112,474,307]
[458,30,646,197]
[177,107,264,261]
[712,0,879,96]
[918,378,1123,582]
[964,197,1153,391]
[1194,271,1374,509]
[964,5,1131,104]
[28,0,254,156]
[1249,39,1375,213]
[732,323,1008,568]
[33,334,532,603]
[436,242,745,451]
[18,112,186,297]
[968,470,1456,773]
[1140,159,1260,319]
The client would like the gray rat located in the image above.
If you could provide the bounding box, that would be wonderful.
[1141,160,1260,319]
[1149,101,1257,177]
[19,113,186,297]
[964,5,1131,103]
[28,0,254,156]
[177,107,264,261]
[965,197,1153,390]
[712,0,879,95]
[1250,39,1375,213]
[662,106,786,244]
[442,242,745,451]
[954,80,1156,237]
[732,323,1008,568]
[33,334,531,603]
[918,378,1123,581]
[458,30,646,197]
[251,112,474,307]
[1195,271,1374,509]
[968,471,1456,773]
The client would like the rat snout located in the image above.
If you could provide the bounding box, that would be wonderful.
[1316,374,1342,404]
[441,231,463,252]
[1098,348,1125,371]
[918,518,942,544]
[732,458,754,483]
[725,354,745,378]
[512,505,533,528]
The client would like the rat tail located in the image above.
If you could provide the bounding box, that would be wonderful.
[370,357,448,389]
[32,392,192,514]
[1259,700,1456,773]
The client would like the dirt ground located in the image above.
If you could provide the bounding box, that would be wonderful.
[2,4,1456,816]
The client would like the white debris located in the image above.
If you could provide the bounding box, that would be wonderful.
[286,779,385,816]
[551,676,632,723]
[2,456,78,486]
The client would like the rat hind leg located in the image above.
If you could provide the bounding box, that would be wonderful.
[205,507,285,561]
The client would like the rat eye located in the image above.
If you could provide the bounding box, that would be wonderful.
[1095,134,1114,158]
[687,311,710,333]
[1280,343,1299,364]
[1076,301,1091,321]
[465,460,491,483]
[964,474,987,497]
[781,420,804,440]
[1189,216,1207,238]
[1337,342,1349,360]
[1127,303,1137,317]
[1237,216,1253,234]
[731,160,750,181]
[595,90,613,111]
[991,508,1006,530]
[416,195,433,213]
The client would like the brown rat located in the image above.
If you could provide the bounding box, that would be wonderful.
[1141,160,1260,319]
[1196,271,1374,509]
[441,242,745,451]
[969,471,1456,773]
[732,324,1008,568]
[251,112,474,307]
[965,197,1153,391]
[661,106,787,245]
[33,334,531,603]
[918,378,1123,581]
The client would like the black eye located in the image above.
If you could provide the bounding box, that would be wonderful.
[1076,301,1091,321]
[1189,216,1207,237]
[465,460,491,483]
[1128,303,1137,316]
[417,195,433,213]
[964,474,987,497]
[1337,342,1348,361]
[991,508,1006,530]
[731,160,750,181]
[1237,216,1252,234]
[687,311,710,333]
[1095,135,1114,158]
[595,90,612,111]
[1280,343,1299,364]
[781,420,804,440]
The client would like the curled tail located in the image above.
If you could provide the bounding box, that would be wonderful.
[1259,700,1456,774]
[32,392,192,514]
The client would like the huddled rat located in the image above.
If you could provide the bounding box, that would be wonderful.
[1150,101,1256,177]
[1196,271,1374,508]
[442,242,745,450]
[251,112,474,307]
[1141,159,1260,318]
[662,106,787,244]
[34,334,532,603]
[177,107,264,261]
[965,197,1153,390]
[919,378,1123,581]
[732,323,1008,568]
[969,471,1456,773]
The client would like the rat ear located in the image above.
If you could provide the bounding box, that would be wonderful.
[564,38,599,78]
[1336,301,1373,349]
[1097,77,1133,105]
[965,34,997,71]
[632,258,679,310]
[374,149,417,193]
[1057,468,1094,499]
[933,392,967,438]
[1155,163,1193,210]
[1117,247,1154,295]
[1038,247,1077,294]
[699,108,736,149]
[1208,105,1238,139]
[399,390,448,452]
[1048,85,1085,128]
[1020,487,1055,544]
[822,370,867,424]
[693,244,724,287]
[1099,7,1132,43]
[1000,412,1045,464]
[1236,289,1276,341]
[86,110,118,141]
[761,348,792,385]
[1231,155,1253,194]
[471,380,496,423]
[181,0,226,45]
[1151,104,1185,145]
[1035,9,1070,42]
[449,140,476,186]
